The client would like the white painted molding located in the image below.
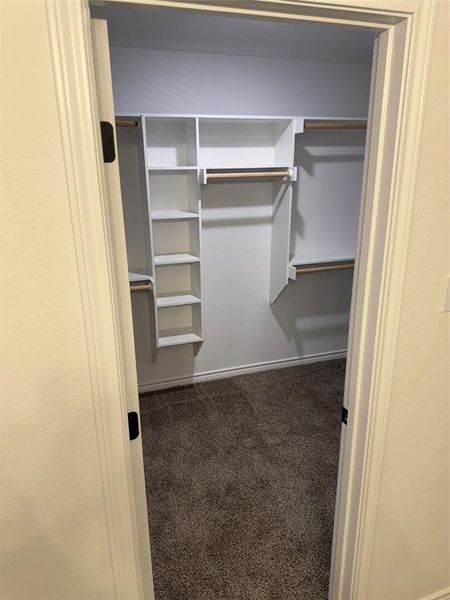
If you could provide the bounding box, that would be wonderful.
[138,350,347,393]
[327,1,438,598]
[420,588,450,600]
[105,0,407,28]
[45,1,143,598]
[348,4,437,599]
[90,18,155,599]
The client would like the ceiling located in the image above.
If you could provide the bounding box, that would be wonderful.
[90,3,377,65]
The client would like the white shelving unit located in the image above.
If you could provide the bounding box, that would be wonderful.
[141,116,204,351]
[116,113,365,355]
[286,116,366,287]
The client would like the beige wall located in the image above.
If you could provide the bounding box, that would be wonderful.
[1,2,116,598]
[1,1,448,599]
[367,2,450,598]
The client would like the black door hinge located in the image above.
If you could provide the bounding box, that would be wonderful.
[100,121,116,163]
[128,411,140,441]
[342,406,348,425]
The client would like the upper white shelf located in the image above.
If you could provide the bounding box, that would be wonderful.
[151,210,199,221]
[154,253,200,266]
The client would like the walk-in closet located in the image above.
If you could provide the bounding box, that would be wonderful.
[90,4,375,598]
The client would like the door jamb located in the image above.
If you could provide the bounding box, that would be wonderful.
[45,0,436,598]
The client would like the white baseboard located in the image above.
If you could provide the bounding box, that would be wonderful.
[420,588,450,600]
[138,349,347,393]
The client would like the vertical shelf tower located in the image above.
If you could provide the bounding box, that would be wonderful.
[142,116,204,350]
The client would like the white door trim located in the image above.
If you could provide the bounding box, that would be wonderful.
[89,18,155,599]
[45,0,436,598]
[45,2,145,597]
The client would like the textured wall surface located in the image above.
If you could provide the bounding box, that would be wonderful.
[111,46,371,117]
[0,2,116,598]
[367,3,450,598]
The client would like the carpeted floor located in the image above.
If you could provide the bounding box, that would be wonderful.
[139,359,346,600]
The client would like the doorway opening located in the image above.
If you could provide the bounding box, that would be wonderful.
[90,3,376,598]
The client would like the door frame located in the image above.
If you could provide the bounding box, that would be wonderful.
[45,0,436,598]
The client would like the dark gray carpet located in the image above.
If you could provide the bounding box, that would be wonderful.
[139,359,346,600]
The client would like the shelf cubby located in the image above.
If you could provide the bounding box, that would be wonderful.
[148,170,199,209]
[155,263,201,320]
[153,218,200,259]
[157,304,202,348]
[145,117,197,167]
[198,118,295,168]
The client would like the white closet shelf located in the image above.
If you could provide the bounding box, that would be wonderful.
[128,271,153,283]
[151,210,199,221]
[158,328,203,348]
[154,253,200,266]
[157,292,201,308]
[290,254,355,267]
[148,166,198,171]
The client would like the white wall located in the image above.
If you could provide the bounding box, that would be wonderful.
[1,2,116,597]
[110,46,371,117]
[109,46,370,388]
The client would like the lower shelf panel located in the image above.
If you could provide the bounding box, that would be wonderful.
[158,329,203,348]
[157,293,201,308]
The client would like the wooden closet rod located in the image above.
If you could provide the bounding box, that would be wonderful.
[116,118,138,128]
[207,170,292,180]
[296,262,355,274]
[130,283,152,292]
[114,119,366,130]
[304,120,366,130]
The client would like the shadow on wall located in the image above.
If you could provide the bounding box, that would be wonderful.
[291,129,365,247]
[270,269,354,357]
[270,127,365,356]
[295,129,366,176]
